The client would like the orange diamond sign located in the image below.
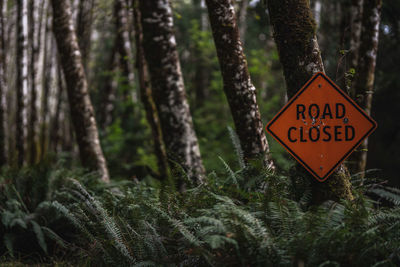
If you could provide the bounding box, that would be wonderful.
[266,72,377,182]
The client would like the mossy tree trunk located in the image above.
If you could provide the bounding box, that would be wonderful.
[133,0,169,179]
[268,0,353,203]
[51,0,110,182]
[205,0,274,168]
[139,0,206,186]
[0,0,6,166]
[348,0,382,179]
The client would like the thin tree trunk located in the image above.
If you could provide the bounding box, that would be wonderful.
[50,58,64,153]
[114,0,136,121]
[51,0,110,182]
[349,0,381,178]
[28,0,45,165]
[205,0,274,168]
[238,0,248,45]
[16,0,25,167]
[139,0,206,185]
[192,0,209,108]
[98,41,118,130]
[349,0,364,72]
[268,0,353,204]
[133,0,168,179]
[0,0,6,166]
[76,0,95,72]
[40,18,53,160]
[114,0,135,84]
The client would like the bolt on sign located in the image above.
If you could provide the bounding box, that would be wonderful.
[266,72,377,182]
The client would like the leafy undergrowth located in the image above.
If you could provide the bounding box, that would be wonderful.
[1,158,399,266]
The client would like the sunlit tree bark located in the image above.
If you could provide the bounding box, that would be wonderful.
[51,0,110,182]
[205,0,274,168]
[139,0,206,185]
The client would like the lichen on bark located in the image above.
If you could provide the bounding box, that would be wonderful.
[51,0,110,182]
[205,0,274,168]
[139,0,205,185]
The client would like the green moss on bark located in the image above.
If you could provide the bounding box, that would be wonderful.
[268,0,353,203]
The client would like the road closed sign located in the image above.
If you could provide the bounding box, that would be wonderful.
[266,72,377,182]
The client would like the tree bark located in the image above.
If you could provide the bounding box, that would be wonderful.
[192,0,209,108]
[98,40,118,130]
[51,0,110,182]
[238,0,248,45]
[114,0,136,121]
[0,0,6,166]
[205,0,274,168]
[28,0,45,165]
[348,0,381,178]
[50,61,64,153]
[349,0,364,71]
[40,18,53,160]
[268,0,353,203]
[133,0,169,179]
[138,0,205,185]
[16,0,25,167]
[76,0,95,72]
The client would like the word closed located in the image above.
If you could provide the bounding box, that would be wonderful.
[266,72,377,182]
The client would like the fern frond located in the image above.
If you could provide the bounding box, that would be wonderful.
[227,126,245,169]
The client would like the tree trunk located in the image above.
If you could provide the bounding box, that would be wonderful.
[238,0,248,45]
[50,59,64,153]
[40,18,53,161]
[114,0,136,122]
[133,0,169,179]
[16,0,26,167]
[98,41,118,130]
[138,0,206,185]
[268,0,353,204]
[114,0,135,86]
[192,0,210,108]
[51,0,110,182]
[0,0,6,166]
[76,0,95,72]
[349,0,364,71]
[28,0,45,165]
[348,0,381,179]
[205,0,274,168]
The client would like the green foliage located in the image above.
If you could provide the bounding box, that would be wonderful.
[1,158,399,266]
